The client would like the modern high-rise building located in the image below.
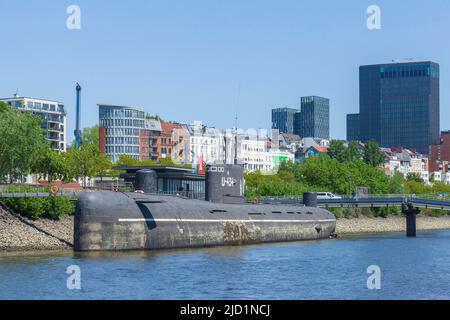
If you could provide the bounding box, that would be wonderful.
[346,113,360,142]
[347,61,440,154]
[98,104,147,162]
[0,95,67,151]
[295,96,330,139]
[271,107,298,134]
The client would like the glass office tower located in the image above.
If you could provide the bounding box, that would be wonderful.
[298,96,330,140]
[271,107,298,134]
[346,113,360,142]
[354,61,440,154]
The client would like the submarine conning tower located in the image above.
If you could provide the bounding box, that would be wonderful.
[74,165,336,251]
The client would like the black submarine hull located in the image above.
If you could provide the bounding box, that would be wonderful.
[74,191,336,251]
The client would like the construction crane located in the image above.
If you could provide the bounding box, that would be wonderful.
[74,83,82,150]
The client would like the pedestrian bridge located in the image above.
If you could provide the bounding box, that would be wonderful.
[259,194,450,211]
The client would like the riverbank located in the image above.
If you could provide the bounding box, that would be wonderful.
[3,204,450,251]
[0,205,73,251]
[336,215,450,235]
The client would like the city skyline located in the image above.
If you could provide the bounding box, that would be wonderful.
[1,1,449,143]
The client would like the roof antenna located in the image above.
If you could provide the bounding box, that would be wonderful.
[14,88,19,98]
[234,84,241,165]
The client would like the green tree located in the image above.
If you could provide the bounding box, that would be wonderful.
[346,141,361,162]
[67,144,112,187]
[82,126,99,146]
[389,172,405,194]
[33,149,72,183]
[363,140,385,167]
[328,140,347,163]
[0,102,48,183]
[406,172,424,183]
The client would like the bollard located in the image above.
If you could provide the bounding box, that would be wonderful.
[303,191,317,207]
[134,169,157,194]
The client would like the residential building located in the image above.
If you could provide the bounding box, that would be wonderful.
[429,131,450,172]
[303,146,329,159]
[279,133,302,153]
[268,147,295,169]
[238,133,274,172]
[381,147,429,182]
[172,125,191,164]
[296,96,330,139]
[348,61,440,154]
[144,118,162,161]
[187,121,225,165]
[1,95,67,151]
[271,107,298,134]
[158,122,182,160]
[98,104,146,162]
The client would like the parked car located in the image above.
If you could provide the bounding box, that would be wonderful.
[316,192,342,200]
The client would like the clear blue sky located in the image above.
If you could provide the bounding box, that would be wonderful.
[1,0,449,143]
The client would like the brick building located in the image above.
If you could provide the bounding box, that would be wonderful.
[429,131,450,173]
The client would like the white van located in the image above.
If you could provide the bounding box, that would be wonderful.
[316,192,342,200]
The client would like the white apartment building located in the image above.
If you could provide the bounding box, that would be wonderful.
[187,121,225,165]
[1,95,67,152]
[238,134,274,173]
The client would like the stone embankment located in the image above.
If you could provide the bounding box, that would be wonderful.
[336,215,450,235]
[0,205,73,251]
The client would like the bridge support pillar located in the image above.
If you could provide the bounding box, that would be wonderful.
[402,203,420,237]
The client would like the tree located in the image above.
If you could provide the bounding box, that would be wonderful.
[33,149,72,183]
[406,172,424,183]
[328,140,347,163]
[82,126,99,146]
[363,140,385,167]
[0,102,48,183]
[67,144,111,187]
[346,141,361,162]
[389,172,405,194]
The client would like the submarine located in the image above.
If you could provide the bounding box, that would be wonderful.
[74,164,336,251]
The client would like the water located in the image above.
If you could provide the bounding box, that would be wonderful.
[1,230,450,299]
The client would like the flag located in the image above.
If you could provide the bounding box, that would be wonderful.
[197,155,205,174]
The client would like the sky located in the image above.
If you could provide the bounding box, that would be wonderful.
[0,0,449,143]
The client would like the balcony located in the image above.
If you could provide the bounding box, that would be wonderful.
[47,133,61,141]
[47,123,62,132]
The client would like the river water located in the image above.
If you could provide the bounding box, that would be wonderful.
[1,230,450,300]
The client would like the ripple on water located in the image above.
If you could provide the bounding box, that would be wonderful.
[1,230,450,299]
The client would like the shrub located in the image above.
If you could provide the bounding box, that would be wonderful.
[1,186,76,219]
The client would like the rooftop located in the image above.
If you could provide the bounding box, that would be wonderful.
[97,104,144,111]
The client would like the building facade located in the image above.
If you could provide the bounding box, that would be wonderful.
[429,131,450,173]
[172,125,191,164]
[1,96,67,152]
[237,134,274,172]
[98,104,146,162]
[298,96,330,140]
[346,113,360,141]
[271,107,298,134]
[144,118,162,161]
[348,61,440,154]
[187,121,225,165]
